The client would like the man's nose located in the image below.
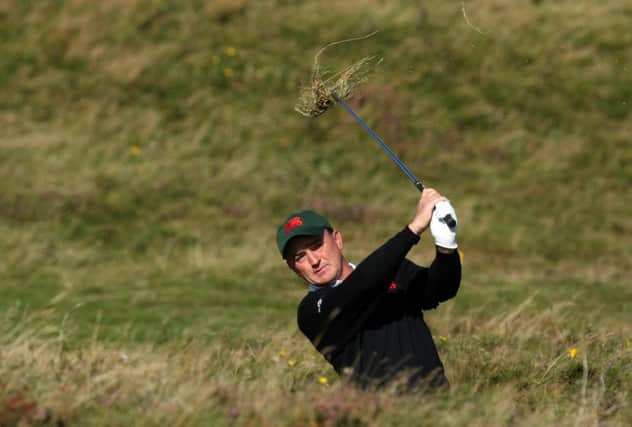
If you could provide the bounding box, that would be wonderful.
[306,251,319,266]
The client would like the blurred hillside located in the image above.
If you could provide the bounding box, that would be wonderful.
[0,0,629,344]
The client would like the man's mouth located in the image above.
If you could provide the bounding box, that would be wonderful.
[314,265,327,275]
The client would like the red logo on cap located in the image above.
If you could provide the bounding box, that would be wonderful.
[389,282,398,290]
[284,216,303,234]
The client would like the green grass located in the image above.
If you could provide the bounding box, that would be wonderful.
[0,0,631,425]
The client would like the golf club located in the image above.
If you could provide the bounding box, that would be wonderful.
[331,92,457,228]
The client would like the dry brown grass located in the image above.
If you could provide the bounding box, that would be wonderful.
[294,32,382,117]
[1,297,630,426]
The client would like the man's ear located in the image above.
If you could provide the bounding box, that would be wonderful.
[332,229,344,252]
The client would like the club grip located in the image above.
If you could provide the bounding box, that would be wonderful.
[419,185,457,228]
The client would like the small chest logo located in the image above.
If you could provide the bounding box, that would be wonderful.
[388,282,398,291]
[316,298,323,313]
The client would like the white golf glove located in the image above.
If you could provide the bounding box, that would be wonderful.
[430,200,458,249]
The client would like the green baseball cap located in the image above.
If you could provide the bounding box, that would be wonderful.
[276,210,333,258]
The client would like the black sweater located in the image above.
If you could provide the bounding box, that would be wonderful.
[297,226,461,390]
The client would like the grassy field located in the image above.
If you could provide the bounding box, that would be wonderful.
[0,0,630,425]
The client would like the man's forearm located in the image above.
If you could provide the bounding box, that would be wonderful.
[322,226,420,311]
[426,249,461,304]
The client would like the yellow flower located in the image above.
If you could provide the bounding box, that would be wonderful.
[438,335,448,342]
[223,68,234,78]
[569,347,577,358]
[287,359,297,367]
[225,46,237,56]
[319,376,329,385]
[130,145,141,156]
[211,55,220,65]
[279,349,288,358]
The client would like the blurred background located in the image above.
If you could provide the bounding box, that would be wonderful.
[0,1,630,425]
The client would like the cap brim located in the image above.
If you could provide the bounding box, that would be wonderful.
[280,226,327,259]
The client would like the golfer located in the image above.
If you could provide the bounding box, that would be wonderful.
[276,189,461,391]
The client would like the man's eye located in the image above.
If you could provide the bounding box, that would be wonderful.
[294,253,305,262]
[310,241,323,250]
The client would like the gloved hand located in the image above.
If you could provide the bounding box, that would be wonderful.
[430,200,458,249]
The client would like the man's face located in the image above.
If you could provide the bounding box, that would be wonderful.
[285,229,345,286]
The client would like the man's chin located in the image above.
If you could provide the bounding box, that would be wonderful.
[310,275,336,286]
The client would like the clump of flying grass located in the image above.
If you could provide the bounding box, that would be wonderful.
[295,31,382,117]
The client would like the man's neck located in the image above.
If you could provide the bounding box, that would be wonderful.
[339,257,354,281]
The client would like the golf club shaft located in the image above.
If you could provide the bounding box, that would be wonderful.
[331,92,456,229]
[331,92,424,192]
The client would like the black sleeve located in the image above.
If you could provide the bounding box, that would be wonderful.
[400,249,461,311]
[297,226,420,357]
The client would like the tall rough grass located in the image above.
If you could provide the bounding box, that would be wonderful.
[1,300,630,426]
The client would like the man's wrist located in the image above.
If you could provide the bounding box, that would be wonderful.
[407,223,425,236]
